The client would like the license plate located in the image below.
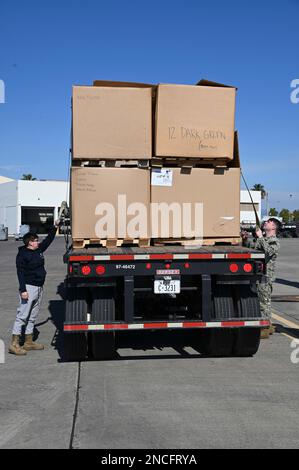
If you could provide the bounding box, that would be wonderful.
[154,280,181,294]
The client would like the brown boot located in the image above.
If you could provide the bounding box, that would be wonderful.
[23,334,44,351]
[260,328,270,339]
[269,323,276,335]
[8,335,27,355]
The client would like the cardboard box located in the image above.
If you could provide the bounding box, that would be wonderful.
[155,80,236,160]
[150,166,240,238]
[72,83,153,160]
[71,167,150,239]
[151,133,241,238]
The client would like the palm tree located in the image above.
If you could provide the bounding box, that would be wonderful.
[21,174,37,180]
[251,184,266,199]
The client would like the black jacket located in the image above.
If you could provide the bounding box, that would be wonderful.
[16,226,56,293]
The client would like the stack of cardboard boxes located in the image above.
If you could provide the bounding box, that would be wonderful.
[71,81,153,245]
[152,80,240,243]
[70,79,241,246]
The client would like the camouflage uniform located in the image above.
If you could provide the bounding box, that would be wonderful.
[245,236,280,319]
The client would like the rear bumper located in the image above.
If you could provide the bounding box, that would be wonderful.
[64,319,270,333]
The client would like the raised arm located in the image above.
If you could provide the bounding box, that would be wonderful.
[39,225,57,253]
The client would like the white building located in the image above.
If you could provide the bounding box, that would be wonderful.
[0,176,261,236]
[0,179,70,235]
[240,190,261,226]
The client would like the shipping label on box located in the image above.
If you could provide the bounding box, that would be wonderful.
[151,169,173,187]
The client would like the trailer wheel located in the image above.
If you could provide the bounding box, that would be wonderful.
[63,333,88,362]
[64,287,88,361]
[235,286,261,318]
[233,328,260,357]
[212,286,235,320]
[199,329,235,357]
[91,288,116,360]
[65,287,88,322]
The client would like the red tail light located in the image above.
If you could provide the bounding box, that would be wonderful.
[243,263,253,273]
[96,265,106,275]
[81,265,91,276]
[229,263,239,273]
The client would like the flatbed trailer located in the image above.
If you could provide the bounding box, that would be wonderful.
[62,244,268,360]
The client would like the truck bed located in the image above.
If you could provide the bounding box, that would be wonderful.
[67,244,261,256]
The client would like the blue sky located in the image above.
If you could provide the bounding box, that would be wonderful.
[0,0,298,211]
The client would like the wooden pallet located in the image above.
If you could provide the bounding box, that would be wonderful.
[72,159,150,168]
[151,157,229,168]
[72,238,151,249]
[153,237,241,247]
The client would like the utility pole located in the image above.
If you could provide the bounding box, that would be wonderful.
[266,191,269,216]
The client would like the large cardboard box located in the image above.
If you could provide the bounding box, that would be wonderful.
[72,82,153,160]
[151,133,241,239]
[155,80,236,160]
[150,166,240,239]
[71,167,150,239]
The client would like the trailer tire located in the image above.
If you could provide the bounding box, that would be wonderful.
[212,286,235,320]
[92,332,116,360]
[196,286,235,356]
[236,286,261,319]
[199,328,234,357]
[63,287,88,361]
[63,333,88,362]
[65,287,88,322]
[233,328,260,357]
[91,289,116,360]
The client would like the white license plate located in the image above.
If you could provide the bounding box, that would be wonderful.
[154,280,181,294]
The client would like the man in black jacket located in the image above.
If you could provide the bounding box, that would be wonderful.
[9,221,60,355]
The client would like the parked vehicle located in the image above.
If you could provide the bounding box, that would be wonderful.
[0,224,8,241]
[14,224,30,241]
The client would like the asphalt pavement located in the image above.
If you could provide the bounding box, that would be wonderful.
[0,237,298,449]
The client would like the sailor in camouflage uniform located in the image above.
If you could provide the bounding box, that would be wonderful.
[242,218,280,338]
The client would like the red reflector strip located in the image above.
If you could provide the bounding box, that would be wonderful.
[64,324,88,331]
[149,254,174,260]
[64,320,270,332]
[221,321,246,327]
[183,322,206,328]
[144,322,168,329]
[227,254,250,259]
[188,254,213,259]
[104,324,128,330]
[69,256,94,262]
[110,255,134,261]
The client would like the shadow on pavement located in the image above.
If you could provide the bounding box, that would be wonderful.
[112,330,205,361]
[48,283,66,360]
[275,323,299,340]
[275,278,299,289]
